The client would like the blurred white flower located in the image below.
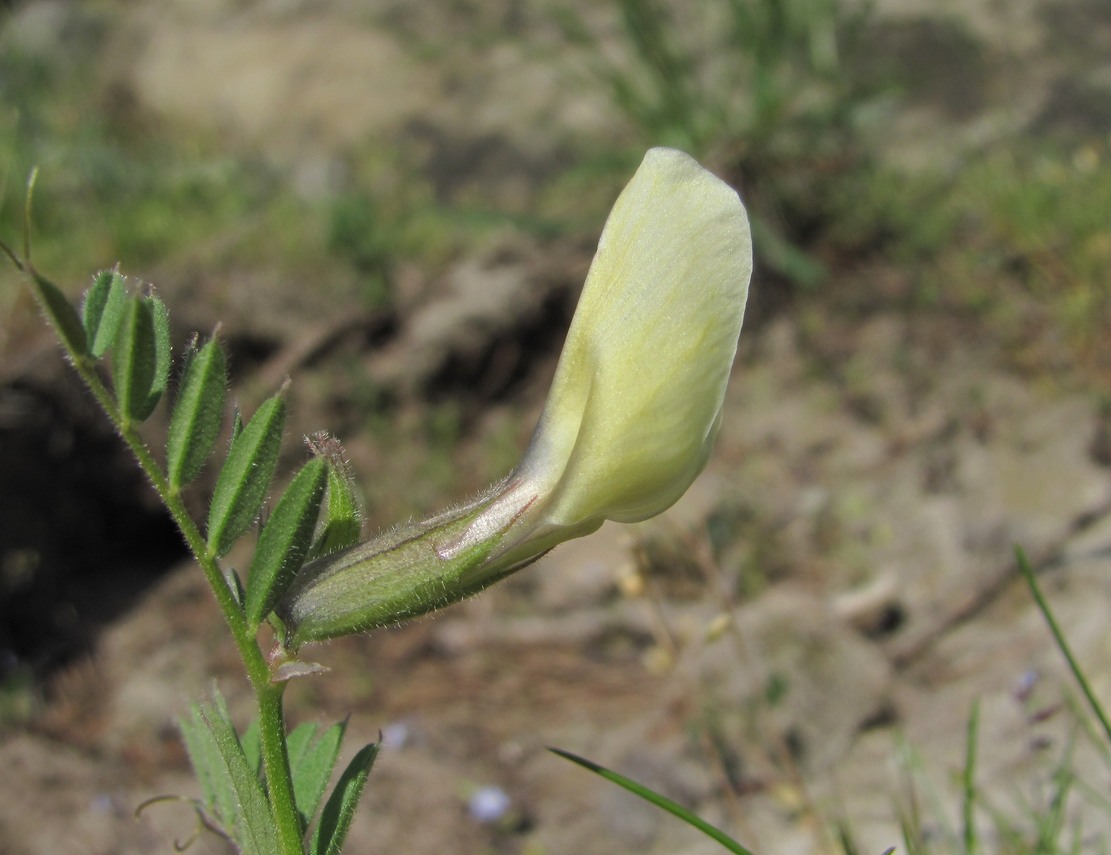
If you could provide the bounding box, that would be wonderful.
[468,785,512,824]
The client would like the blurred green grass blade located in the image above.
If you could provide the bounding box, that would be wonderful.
[310,742,379,855]
[112,295,159,422]
[962,700,979,855]
[1017,546,1111,745]
[287,720,346,830]
[207,394,286,557]
[245,456,328,629]
[548,747,756,855]
[82,270,128,358]
[167,337,228,490]
[749,216,825,290]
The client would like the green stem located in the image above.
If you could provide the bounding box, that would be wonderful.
[257,680,302,850]
[25,271,304,855]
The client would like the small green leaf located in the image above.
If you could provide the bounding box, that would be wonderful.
[113,296,159,422]
[245,457,328,629]
[286,722,320,775]
[167,338,228,490]
[179,696,271,853]
[197,697,277,855]
[180,703,237,828]
[310,742,379,855]
[240,718,263,778]
[145,293,172,415]
[308,456,364,561]
[207,394,287,557]
[288,720,345,830]
[82,270,128,357]
[32,271,87,356]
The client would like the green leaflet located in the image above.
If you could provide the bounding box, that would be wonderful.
[180,704,239,833]
[148,294,172,415]
[112,294,171,423]
[82,270,128,358]
[245,457,328,629]
[180,694,277,855]
[207,394,286,558]
[167,338,228,490]
[287,720,346,831]
[310,742,379,855]
[32,270,87,357]
[240,717,263,776]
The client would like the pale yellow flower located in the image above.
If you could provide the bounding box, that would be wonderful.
[278,147,752,644]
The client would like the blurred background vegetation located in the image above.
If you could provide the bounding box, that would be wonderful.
[3,0,1110,729]
[2,1,1111,843]
[3,0,1110,380]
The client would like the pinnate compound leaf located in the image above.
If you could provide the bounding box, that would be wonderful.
[167,338,228,490]
[245,457,328,629]
[82,270,128,358]
[287,720,345,830]
[310,742,379,855]
[207,394,286,557]
[32,271,87,356]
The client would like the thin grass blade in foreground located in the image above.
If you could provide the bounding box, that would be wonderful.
[548,747,756,855]
[961,700,980,855]
[1016,546,1111,744]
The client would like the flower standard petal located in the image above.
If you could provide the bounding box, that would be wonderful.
[518,147,752,530]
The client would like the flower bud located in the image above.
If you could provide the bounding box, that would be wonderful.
[277,147,752,646]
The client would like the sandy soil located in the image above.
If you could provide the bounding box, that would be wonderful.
[3,0,1111,853]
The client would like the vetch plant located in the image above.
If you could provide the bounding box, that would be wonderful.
[3,146,751,853]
